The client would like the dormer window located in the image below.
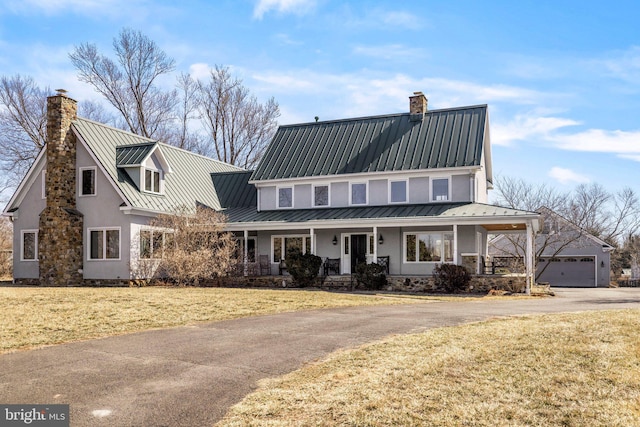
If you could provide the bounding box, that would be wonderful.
[144,168,161,194]
[278,186,293,208]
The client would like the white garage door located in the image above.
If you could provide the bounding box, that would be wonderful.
[536,257,596,287]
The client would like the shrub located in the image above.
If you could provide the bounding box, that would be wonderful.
[433,263,471,293]
[354,262,388,290]
[285,248,322,287]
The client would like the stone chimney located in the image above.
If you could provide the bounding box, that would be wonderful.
[38,90,84,286]
[409,91,428,121]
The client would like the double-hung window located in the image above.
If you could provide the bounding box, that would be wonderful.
[432,178,449,201]
[89,228,120,260]
[21,230,38,261]
[80,167,96,196]
[404,232,454,263]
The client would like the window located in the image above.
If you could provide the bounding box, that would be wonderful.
[80,167,96,196]
[89,228,120,260]
[41,170,46,199]
[144,168,161,193]
[140,230,174,259]
[21,230,38,261]
[390,180,407,203]
[313,185,329,207]
[350,182,367,205]
[432,178,449,201]
[235,237,256,263]
[278,187,293,208]
[272,235,311,263]
[405,232,454,263]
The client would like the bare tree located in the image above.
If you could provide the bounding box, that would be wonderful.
[196,65,280,169]
[492,176,640,281]
[0,75,49,186]
[70,28,177,142]
[133,205,236,285]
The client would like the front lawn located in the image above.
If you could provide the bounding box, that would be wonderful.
[218,310,640,426]
[0,287,432,354]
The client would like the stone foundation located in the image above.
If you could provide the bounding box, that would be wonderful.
[12,274,526,293]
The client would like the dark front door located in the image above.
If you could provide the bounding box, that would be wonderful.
[351,234,367,271]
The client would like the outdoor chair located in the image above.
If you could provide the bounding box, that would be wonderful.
[258,255,271,275]
[323,258,340,276]
[376,256,390,274]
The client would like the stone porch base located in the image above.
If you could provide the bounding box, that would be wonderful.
[12,274,526,293]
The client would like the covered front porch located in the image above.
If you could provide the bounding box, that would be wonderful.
[224,203,541,293]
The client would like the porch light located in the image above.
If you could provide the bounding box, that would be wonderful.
[378,234,384,245]
[332,235,338,245]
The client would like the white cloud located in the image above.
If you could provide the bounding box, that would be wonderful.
[253,0,316,20]
[551,129,640,155]
[598,46,640,84]
[492,114,580,146]
[548,167,590,185]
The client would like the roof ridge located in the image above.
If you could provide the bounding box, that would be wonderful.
[279,104,488,128]
[74,117,157,143]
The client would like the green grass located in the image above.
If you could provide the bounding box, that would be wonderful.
[217,310,640,427]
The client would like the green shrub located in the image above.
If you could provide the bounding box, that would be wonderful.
[433,263,471,293]
[285,248,322,287]
[354,262,388,290]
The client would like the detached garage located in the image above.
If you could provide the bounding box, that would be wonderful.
[537,256,597,287]
[489,207,614,288]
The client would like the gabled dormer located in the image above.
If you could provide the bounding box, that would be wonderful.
[116,142,172,195]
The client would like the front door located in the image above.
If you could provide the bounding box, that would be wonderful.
[351,234,368,272]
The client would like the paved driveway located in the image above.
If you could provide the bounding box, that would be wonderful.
[1,288,638,426]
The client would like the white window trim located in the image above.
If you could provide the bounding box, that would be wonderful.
[312,184,330,207]
[349,181,368,206]
[403,231,454,264]
[389,179,408,204]
[41,169,46,199]
[142,167,163,195]
[87,227,121,261]
[79,166,97,197]
[21,229,38,262]
[277,186,294,209]
[139,228,174,260]
[431,177,451,202]
[271,234,311,263]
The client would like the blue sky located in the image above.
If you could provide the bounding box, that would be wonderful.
[1,0,639,198]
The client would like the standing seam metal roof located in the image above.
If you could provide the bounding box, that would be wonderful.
[72,118,243,213]
[251,105,487,181]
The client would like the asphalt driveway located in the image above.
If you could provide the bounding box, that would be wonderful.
[1,288,639,426]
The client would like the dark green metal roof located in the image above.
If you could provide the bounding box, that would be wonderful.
[222,202,538,226]
[116,143,155,166]
[251,105,487,181]
[211,171,257,208]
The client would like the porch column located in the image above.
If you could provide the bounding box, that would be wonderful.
[373,226,378,261]
[243,230,249,276]
[525,220,534,295]
[310,228,315,254]
[453,224,458,265]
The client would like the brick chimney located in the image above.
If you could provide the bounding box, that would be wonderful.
[38,90,84,286]
[409,91,428,121]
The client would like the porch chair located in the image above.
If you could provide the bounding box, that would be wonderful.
[323,258,340,276]
[258,255,271,275]
[376,256,390,274]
